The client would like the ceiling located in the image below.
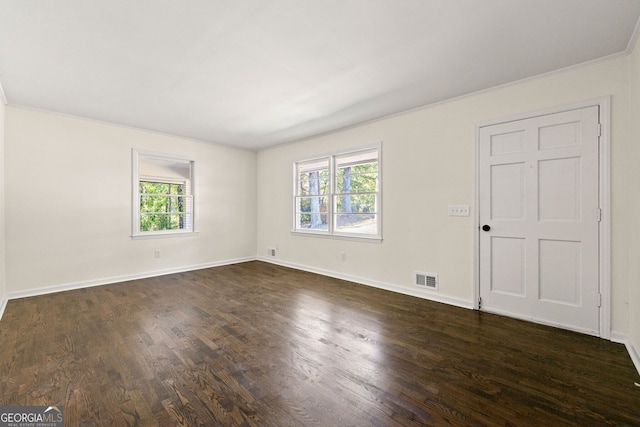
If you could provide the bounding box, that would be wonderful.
[1,1,639,151]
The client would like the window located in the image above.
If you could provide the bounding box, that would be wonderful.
[132,150,196,238]
[294,144,381,240]
[295,158,330,232]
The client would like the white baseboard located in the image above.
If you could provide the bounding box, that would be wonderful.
[0,294,7,323]
[611,332,640,376]
[257,256,474,309]
[631,339,640,377]
[0,256,255,315]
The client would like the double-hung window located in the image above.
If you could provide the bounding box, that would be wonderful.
[295,158,330,232]
[294,144,381,240]
[132,150,196,238]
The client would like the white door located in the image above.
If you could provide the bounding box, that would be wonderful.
[478,106,601,336]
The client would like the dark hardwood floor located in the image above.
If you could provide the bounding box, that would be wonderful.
[0,261,638,426]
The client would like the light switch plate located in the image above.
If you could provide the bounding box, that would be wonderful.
[448,205,470,217]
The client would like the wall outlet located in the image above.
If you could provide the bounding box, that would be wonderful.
[155,249,161,258]
[267,248,276,257]
[448,205,470,217]
[340,252,347,261]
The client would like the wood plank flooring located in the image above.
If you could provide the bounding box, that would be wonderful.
[0,261,639,426]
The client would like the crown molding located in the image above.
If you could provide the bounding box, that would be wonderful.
[627,15,640,54]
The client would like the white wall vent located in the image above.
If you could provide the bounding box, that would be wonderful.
[415,272,438,290]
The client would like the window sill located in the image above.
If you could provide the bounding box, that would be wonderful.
[291,230,382,244]
[131,231,199,240]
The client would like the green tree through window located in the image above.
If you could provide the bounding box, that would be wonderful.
[132,150,195,237]
[294,146,380,238]
[139,181,187,231]
[335,161,378,232]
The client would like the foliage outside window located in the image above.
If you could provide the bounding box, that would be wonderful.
[296,159,330,231]
[294,145,381,240]
[132,150,195,237]
[139,181,190,232]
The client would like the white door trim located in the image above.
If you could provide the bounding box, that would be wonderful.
[473,97,611,339]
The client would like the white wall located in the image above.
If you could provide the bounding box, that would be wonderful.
[628,39,640,361]
[257,55,632,334]
[0,94,6,306]
[4,107,257,294]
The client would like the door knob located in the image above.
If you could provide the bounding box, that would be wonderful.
[482,225,491,232]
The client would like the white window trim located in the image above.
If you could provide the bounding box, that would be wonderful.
[292,142,382,243]
[131,148,199,239]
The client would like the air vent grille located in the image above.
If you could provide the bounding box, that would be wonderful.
[415,272,438,290]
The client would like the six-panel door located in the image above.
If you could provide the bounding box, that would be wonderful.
[479,106,600,335]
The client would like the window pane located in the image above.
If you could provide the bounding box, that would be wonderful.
[140,213,191,231]
[336,169,378,194]
[141,181,168,194]
[139,214,175,231]
[140,214,161,232]
[298,175,329,196]
[335,148,378,194]
[334,213,377,234]
[296,196,328,213]
[296,195,328,230]
[334,194,376,213]
[140,181,185,195]
[140,195,187,213]
[296,213,329,231]
[169,183,185,194]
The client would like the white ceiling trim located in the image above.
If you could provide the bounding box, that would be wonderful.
[627,15,640,53]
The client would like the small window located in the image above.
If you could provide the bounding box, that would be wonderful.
[132,150,196,238]
[294,144,381,240]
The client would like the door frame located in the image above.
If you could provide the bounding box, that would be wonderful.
[473,97,611,339]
